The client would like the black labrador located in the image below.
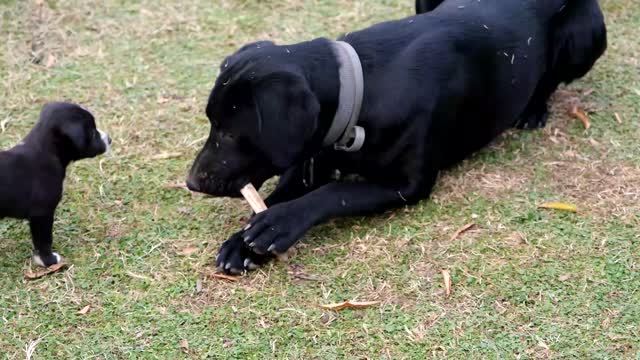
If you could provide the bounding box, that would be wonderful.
[0,102,111,267]
[187,0,606,273]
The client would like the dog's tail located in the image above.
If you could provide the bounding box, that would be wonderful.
[415,0,444,14]
[547,0,607,84]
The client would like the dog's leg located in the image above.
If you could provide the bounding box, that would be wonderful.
[517,0,606,130]
[215,155,439,274]
[216,158,336,273]
[265,156,334,207]
[242,178,436,256]
[514,80,556,130]
[29,214,61,267]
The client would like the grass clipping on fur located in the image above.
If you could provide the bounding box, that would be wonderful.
[241,183,267,213]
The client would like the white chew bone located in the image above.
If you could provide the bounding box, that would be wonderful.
[240,183,267,213]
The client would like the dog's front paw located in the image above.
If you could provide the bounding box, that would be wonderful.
[243,204,308,256]
[216,231,273,274]
[32,252,62,267]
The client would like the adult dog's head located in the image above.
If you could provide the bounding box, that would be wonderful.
[37,102,111,162]
[187,42,321,197]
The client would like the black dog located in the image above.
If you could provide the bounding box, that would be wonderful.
[188,0,606,274]
[0,102,111,267]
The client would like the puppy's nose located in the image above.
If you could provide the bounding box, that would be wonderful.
[186,177,200,192]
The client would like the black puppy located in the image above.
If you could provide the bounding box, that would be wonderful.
[0,102,111,267]
[188,0,606,274]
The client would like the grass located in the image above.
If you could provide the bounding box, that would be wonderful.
[0,0,638,358]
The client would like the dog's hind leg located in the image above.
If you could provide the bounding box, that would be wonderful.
[29,214,62,267]
[549,0,607,86]
[516,0,606,130]
[415,0,445,14]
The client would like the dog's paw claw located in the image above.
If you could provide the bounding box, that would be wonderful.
[216,231,273,274]
[515,106,549,129]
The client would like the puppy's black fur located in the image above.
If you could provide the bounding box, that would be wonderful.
[188,0,606,274]
[0,102,111,267]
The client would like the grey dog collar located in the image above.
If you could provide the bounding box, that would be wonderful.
[322,40,365,152]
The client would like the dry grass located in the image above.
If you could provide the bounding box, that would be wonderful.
[0,0,639,358]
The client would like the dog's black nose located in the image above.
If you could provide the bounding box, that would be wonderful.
[186,178,200,192]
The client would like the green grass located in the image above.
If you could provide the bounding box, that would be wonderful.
[1,0,639,358]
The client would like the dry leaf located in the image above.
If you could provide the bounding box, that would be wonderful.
[442,269,452,297]
[210,273,239,282]
[77,305,90,315]
[288,264,324,282]
[558,274,570,282]
[150,152,182,160]
[195,280,203,294]
[24,262,69,280]
[570,106,591,131]
[45,54,56,68]
[179,339,189,353]
[449,223,475,241]
[166,182,188,190]
[614,113,623,124]
[319,300,380,311]
[539,202,578,213]
[179,246,198,256]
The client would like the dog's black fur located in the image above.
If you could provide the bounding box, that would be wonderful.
[188,0,607,274]
[0,102,111,267]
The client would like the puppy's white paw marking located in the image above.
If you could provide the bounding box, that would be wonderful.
[98,129,111,152]
[32,252,61,267]
[32,254,45,267]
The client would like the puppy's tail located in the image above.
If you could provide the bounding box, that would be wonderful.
[548,0,607,84]
[415,0,444,14]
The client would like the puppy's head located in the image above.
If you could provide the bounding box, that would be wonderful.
[187,42,320,197]
[40,102,112,161]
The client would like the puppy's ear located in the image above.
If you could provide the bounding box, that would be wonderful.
[253,74,320,169]
[57,120,86,152]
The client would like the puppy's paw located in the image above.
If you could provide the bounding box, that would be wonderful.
[515,106,549,130]
[32,252,62,267]
[216,232,273,274]
[243,204,308,256]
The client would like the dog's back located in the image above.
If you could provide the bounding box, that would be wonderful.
[0,148,34,218]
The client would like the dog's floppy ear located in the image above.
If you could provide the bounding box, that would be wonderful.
[57,120,87,152]
[238,41,275,53]
[253,73,320,169]
[220,41,276,71]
